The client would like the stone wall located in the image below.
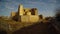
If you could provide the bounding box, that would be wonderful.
[20,15,39,22]
[11,12,16,17]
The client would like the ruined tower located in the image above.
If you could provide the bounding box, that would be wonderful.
[18,4,24,15]
[11,4,39,22]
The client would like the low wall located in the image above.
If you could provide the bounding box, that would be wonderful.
[20,15,39,22]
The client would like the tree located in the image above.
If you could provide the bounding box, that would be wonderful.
[55,8,60,21]
[39,15,43,19]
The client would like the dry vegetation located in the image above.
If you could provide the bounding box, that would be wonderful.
[0,17,39,32]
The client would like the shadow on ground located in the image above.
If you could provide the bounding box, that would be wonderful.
[0,30,7,34]
[13,22,58,34]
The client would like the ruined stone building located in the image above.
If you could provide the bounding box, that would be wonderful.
[11,4,39,22]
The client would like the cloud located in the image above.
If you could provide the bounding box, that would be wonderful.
[4,3,14,10]
[28,1,39,4]
[47,0,57,4]
[5,6,14,10]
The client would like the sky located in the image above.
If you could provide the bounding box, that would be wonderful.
[0,0,60,17]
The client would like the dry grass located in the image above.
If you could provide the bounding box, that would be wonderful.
[0,18,39,32]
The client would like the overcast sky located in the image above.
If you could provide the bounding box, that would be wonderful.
[0,0,60,17]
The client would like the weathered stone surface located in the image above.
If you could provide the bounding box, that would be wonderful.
[20,15,39,22]
[11,4,39,22]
